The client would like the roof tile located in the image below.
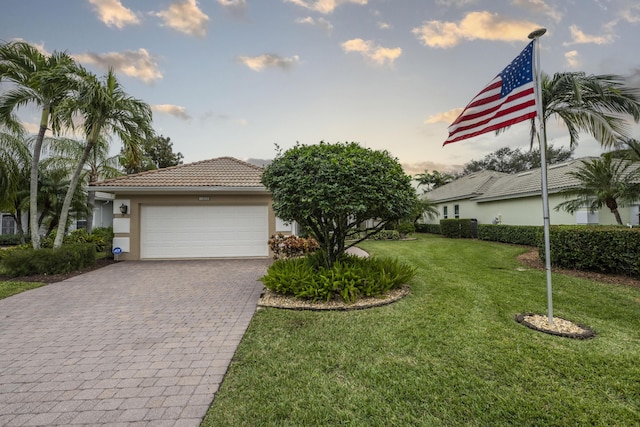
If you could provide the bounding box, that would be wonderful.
[91,157,264,188]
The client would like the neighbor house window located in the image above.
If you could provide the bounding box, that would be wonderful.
[454,204,460,219]
[443,206,448,219]
[1,215,17,235]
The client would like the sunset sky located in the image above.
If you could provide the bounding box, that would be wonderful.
[2,0,640,175]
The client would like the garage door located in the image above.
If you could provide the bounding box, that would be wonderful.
[140,205,269,259]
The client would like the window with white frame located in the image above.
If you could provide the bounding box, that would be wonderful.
[454,204,460,218]
[443,206,448,219]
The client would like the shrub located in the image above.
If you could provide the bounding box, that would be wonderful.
[416,223,441,234]
[268,233,319,260]
[478,224,542,246]
[1,243,97,277]
[260,252,416,303]
[540,226,640,278]
[370,230,400,240]
[0,234,30,246]
[397,221,415,237]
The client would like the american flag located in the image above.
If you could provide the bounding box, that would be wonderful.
[443,41,537,146]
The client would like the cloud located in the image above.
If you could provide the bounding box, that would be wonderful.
[619,4,640,23]
[154,0,209,37]
[201,112,249,125]
[564,25,614,45]
[74,48,163,83]
[511,0,562,23]
[284,0,367,14]
[378,21,391,30]
[434,0,478,6]
[237,54,300,71]
[402,161,461,176]
[217,0,247,17]
[424,108,463,125]
[564,50,580,68]
[341,38,402,66]
[152,104,191,120]
[296,16,333,33]
[88,0,140,29]
[412,11,539,48]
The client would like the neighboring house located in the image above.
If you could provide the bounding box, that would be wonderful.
[422,157,640,227]
[0,212,23,235]
[88,157,276,260]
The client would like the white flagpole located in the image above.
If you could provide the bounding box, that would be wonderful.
[528,28,554,325]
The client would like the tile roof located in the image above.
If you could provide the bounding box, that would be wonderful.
[423,170,508,202]
[90,157,265,188]
[424,157,640,203]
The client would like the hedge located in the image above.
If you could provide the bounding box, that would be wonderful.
[440,219,475,238]
[0,243,97,277]
[416,223,441,234]
[540,226,640,278]
[478,224,542,246]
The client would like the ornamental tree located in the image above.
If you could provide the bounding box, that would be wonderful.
[261,142,418,268]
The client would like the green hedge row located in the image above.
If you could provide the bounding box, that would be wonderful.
[0,234,29,246]
[478,224,542,246]
[440,219,475,238]
[0,243,97,277]
[416,223,441,234]
[540,226,640,278]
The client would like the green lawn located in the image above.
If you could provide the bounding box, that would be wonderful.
[202,234,640,427]
[0,280,45,300]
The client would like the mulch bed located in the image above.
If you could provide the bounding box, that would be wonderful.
[0,257,118,284]
[516,249,640,288]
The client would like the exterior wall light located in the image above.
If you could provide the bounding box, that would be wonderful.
[119,203,128,215]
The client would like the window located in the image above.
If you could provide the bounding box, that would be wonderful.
[454,204,460,219]
[1,215,17,235]
[443,206,448,219]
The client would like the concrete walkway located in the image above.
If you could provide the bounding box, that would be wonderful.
[0,259,269,426]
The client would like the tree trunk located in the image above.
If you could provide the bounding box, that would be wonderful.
[29,108,49,249]
[12,209,26,244]
[612,208,623,225]
[53,141,94,249]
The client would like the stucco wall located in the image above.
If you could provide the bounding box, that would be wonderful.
[425,194,638,226]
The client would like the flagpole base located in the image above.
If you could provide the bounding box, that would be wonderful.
[515,313,595,339]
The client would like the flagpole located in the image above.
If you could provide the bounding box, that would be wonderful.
[528,28,554,325]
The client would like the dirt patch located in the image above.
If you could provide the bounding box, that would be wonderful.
[516,248,640,288]
[0,257,118,284]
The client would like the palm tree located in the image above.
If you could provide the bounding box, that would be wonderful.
[50,135,123,233]
[555,154,640,225]
[0,41,79,248]
[52,68,153,248]
[532,72,640,149]
[414,170,454,193]
[0,130,31,243]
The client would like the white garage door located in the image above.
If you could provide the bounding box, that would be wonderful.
[140,205,269,259]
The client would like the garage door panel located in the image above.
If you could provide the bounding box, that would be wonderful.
[141,205,268,259]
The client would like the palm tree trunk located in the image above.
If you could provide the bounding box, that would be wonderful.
[612,209,623,225]
[29,108,50,249]
[53,140,94,249]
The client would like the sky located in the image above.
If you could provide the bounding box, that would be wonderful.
[2,0,640,175]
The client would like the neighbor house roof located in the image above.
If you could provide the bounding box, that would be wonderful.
[423,170,508,203]
[424,157,640,204]
[88,157,266,192]
[473,158,593,202]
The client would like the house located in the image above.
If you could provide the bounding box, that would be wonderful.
[88,157,277,260]
[422,157,640,227]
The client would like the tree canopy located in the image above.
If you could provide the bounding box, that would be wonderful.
[462,145,574,175]
[261,142,418,267]
[121,134,183,174]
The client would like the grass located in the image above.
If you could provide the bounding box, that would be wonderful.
[202,234,640,426]
[0,280,45,300]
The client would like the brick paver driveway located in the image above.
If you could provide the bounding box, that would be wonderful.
[0,259,269,426]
